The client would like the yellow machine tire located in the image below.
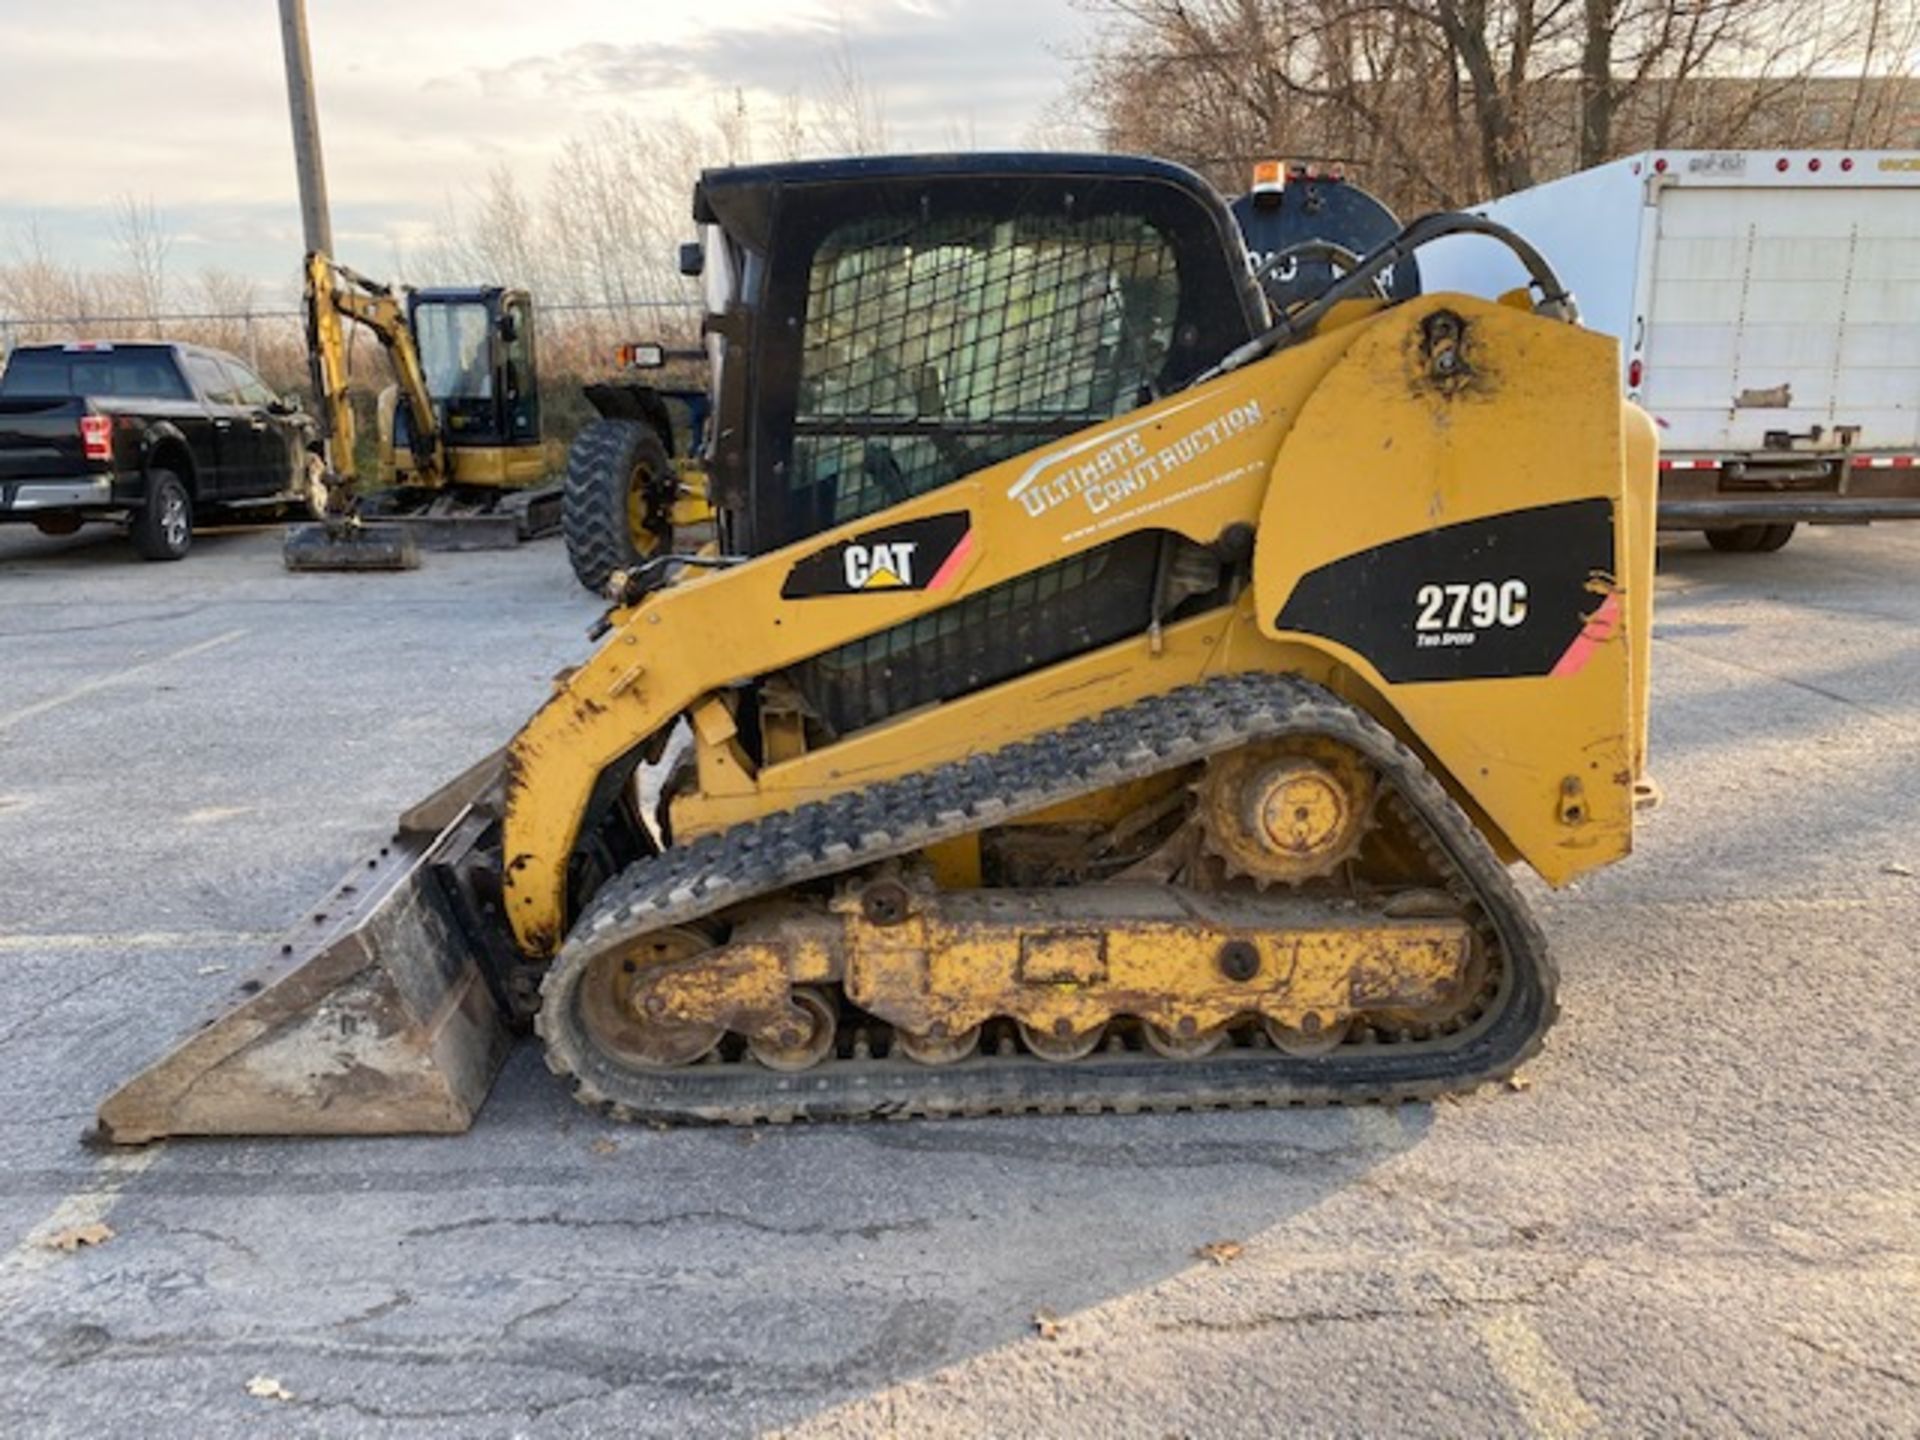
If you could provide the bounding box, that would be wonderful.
[562,418,673,595]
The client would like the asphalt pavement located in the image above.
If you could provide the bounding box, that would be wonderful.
[0,518,1915,1437]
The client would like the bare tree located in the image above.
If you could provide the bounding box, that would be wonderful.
[1,220,92,338]
[1073,0,1920,213]
[813,29,892,154]
[463,164,545,292]
[112,195,172,337]
[192,268,264,369]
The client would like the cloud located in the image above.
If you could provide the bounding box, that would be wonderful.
[0,0,1093,286]
[484,0,1089,144]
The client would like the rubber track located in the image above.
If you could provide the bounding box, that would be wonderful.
[537,673,1559,1123]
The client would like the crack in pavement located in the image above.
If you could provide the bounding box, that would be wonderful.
[401,1209,934,1244]
[1152,1293,1547,1333]
[1779,1329,1920,1393]
[850,1126,1409,1173]
[6,1294,964,1411]
[0,605,210,638]
[0,965,120,1048]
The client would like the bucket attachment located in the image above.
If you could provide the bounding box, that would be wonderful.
[94,755,515,1144]
[283,519,421,571]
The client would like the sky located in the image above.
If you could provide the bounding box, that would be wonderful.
[0,0,1094,305]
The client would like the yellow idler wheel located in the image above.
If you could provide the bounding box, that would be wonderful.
[1142,1020,1228,1060]
[894,1023,982,1066]
[748,987,838,1073]
[578,926,723,1068]
[1263,1011,1351,1058]
[1019,1019,1106,1063]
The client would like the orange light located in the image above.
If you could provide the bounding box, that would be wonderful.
[1250,160,1284,193]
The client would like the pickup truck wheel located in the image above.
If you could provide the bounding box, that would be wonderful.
[564,419,673,595]
[132,470,193,561]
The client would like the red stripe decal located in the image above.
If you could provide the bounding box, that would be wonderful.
[927,529,974,590]
[1550,592,1623,679]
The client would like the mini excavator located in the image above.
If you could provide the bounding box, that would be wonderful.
[283,254,557,569]
[99,154,1655,1139]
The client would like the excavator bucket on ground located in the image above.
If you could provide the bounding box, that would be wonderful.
[97,154,1656,1142]
[282,518,422,572]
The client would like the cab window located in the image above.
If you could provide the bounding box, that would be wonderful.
[416,302,496,401]
[184,353,240,405]
[790,210,1181,530]
[219,359,278,408]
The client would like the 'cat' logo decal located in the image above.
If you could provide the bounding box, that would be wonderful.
[782,513,974,599]
[842,540,919,590]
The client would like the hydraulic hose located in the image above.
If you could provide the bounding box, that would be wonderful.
[1196,212,1579,386]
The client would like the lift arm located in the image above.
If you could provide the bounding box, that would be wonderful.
[303,251,448,506]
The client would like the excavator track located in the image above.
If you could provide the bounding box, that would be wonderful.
[537,674,1558,1124]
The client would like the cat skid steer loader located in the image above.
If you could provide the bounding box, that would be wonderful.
[97,154,1654,1140]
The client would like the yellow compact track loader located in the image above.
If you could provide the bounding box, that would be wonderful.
[98,155,1655,1140]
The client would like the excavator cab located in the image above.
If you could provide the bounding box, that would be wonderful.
[391,288,546,489]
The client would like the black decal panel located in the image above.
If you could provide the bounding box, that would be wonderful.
[1273,498,1615,682]
[781,512,973,599]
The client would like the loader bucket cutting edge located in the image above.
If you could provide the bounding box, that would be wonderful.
[95,779,513,1144]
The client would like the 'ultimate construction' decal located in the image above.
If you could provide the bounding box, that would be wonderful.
[781,512,974,599]
[1273,498,1617,683]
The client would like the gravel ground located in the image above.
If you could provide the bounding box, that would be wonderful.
[0,519,1915,1438]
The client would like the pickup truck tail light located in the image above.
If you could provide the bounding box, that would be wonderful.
[79,414,113,462]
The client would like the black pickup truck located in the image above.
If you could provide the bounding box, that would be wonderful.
[0,341,314,560]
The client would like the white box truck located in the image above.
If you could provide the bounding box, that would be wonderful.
[1419,149,1920,552]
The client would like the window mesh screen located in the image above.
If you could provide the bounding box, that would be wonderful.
[789,212,1181,534]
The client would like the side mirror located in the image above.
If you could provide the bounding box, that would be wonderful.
[678,241,704,278]
[498,314,520,344]
[268,395,300,416]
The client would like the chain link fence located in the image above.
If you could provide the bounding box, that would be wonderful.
[0,298,701,455]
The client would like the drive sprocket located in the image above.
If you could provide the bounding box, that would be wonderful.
[1194,735,1377,887]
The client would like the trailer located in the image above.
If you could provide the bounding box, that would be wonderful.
[1419,150,1920,551]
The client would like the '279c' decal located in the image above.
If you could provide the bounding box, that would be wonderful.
[1273,498,1616,683]
[781,512,974,599]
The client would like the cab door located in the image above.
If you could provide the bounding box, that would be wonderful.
[218,357,298,496]
[499,293,541,446]
[180,352,247,497]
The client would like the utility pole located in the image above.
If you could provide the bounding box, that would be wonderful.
[278,0,333,258]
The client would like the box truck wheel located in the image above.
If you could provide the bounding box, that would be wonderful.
[1706,523,1795,554]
